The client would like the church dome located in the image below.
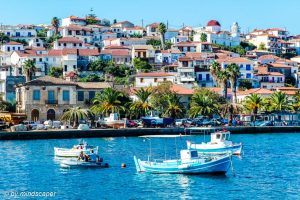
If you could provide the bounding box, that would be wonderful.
[207,20,221,27]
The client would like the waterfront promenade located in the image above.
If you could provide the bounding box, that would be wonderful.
[1,126,300,140]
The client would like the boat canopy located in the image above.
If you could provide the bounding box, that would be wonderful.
[211,131,230,143]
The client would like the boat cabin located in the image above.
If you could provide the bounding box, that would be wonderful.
[211,131,230,143]
[180,149,198,161]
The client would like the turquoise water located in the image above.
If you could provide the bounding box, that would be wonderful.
[0,133,300,200]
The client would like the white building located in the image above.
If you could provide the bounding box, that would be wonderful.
[123,26,144,37]
[193,20,241,47]
[53,37,85,50]
[135,72,176,87]
[0,41,24,52]
[0,25,37,42]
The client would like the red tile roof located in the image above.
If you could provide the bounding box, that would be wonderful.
[6,41,23,45]
[136,72,175,77]
[171,84,194,95]
[238,88,273,95]
[57,37,83,44]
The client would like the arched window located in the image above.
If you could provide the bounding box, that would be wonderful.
[31,109,39,121]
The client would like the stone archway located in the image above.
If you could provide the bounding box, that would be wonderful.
[47,109,56,120]
[31,109,39,121]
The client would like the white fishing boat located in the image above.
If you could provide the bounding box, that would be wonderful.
[134,150,231,174]
[98,113,125,128]
[134,135,232,174]
[187,130,242,155]
[54,142,99,157]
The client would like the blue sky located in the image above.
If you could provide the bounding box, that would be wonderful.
[0,0,299,34]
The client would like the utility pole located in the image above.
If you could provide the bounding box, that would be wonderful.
[141,19,144,28]
[167,20,169,29]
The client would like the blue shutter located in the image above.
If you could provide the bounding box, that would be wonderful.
[32,90,40,100]
[77,91,84,101]
[63,90,70,101]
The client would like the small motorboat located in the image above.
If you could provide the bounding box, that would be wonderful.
[187,130,242,155]
[134,149,231,174]
[59,159,109,168]
[54,142,98,157]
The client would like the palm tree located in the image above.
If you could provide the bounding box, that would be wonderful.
[130,87,152,118]
[61,107,93,127]
[227,63,241,103]
[269,91,292,111]
[23,59,36,82]
[244,94,264,114]
[51,17,60,35]
[293,91,300,111]
[158,22,167,50]
[91,88,125,116]
[163,92,185,119]
[210,61,229,98]
[189,92,219,118]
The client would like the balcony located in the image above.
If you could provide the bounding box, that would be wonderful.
[179,76,195,82]
[45,100,58,105]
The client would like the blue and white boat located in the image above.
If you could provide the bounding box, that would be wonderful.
[134,149,231,174]
[187,130,242,155]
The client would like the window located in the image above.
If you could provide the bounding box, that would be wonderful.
[39,58,42,62]
[33,58,36,62]
[18,47,20,50]
[12,47,15,50]
[246,73,251,78]
[154,78,157,82]
[246,65,251,70]
[64,43,66,47]
[73,65,76,70]
[163,78,167,81]
[224,64,227,68]
[33,90,40,100]
[64,65,67,72]
[7,47,10,52]
[140,78,144,83]
[240,64,243,68]
[89,91,95,99]
[62,90,70,101]
[73,43,76,47]
[77,91,84,101]
[79,43,82,47]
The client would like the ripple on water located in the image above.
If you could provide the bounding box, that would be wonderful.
[0,133,300,199]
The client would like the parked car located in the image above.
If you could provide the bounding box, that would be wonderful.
[22,121,37,130]
[127,120,138,127]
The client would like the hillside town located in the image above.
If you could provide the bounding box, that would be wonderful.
[1,12,300,125]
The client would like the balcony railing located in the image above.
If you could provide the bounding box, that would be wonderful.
[45,100,58,105]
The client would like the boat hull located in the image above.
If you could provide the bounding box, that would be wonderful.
[134,155,231,174]
[60,159,109,168]
[187,142,242,155]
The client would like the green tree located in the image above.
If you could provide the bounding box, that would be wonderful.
[163,92,185,119]
[0,101,15,112]
[48,66,63,78]
[165,41,173,50]
[129,33,143,38]
[200,33,207,42]
[150,82,173,114]
[130,87,152,118]
[23,60,36,82]
[243,94,264,114]
[268,91,292,111]
[146,38,161,47]
[158,22,167,50]
[189,88,220,117]
[133,58,152,72]
[51,17,60,35]
[91,88,125,116]
[227,63,240,103]
[210,61,229,99]
[113,19,117,24]
[60,107,93,127]
[293,91,300,111]
[37,30,47,38]
[239,79,252,90]
[0,32,10,44]
[258,43,266,50]
[89,60,110,71]
[86,9,98,25]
